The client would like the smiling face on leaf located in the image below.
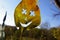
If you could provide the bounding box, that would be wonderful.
[14,0,41,30]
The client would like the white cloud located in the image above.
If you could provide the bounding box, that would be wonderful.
[0,0,20,26]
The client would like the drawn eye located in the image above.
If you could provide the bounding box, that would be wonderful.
[30,11,35,16]
[22,9,26,14]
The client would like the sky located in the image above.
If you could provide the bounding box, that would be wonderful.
[0,0,60,28]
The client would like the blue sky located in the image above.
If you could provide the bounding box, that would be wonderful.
[0,0,60,28]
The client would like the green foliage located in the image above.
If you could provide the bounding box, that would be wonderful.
[50,27,60,40]
[4,26,59,40]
